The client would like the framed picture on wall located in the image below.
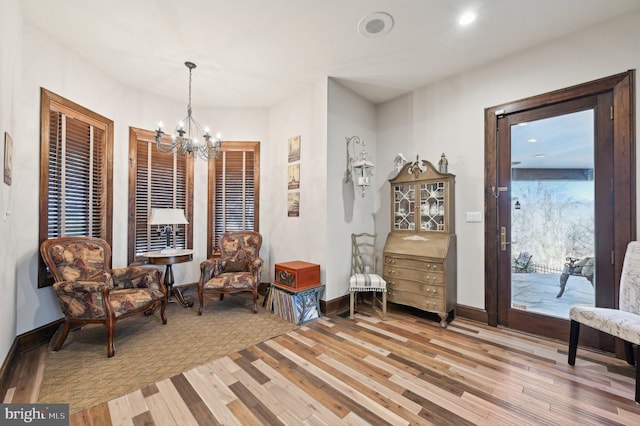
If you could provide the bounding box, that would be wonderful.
[288,192,300,217]
[288,135,300,162]
[4,132,12,186]
[288,164,300,190]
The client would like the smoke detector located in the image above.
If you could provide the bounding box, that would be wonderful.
[358,12,394,38]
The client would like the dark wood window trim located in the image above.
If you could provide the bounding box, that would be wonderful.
[38,88,114,287]
[127,127,194,265]
[484,71,636,327]
[207,141,260,258]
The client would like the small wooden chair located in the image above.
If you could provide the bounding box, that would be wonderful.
[349,233,387,320]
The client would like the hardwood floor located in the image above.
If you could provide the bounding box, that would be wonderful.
[5,307,640,425]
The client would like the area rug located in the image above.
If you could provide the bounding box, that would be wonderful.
[37,293,297,413]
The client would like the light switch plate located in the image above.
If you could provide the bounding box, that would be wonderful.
[466,211,482,222]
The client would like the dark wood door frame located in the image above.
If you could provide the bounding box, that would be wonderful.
[484,71,635,352]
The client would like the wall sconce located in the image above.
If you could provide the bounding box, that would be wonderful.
[149,208,189,254]
[344,136,375,197]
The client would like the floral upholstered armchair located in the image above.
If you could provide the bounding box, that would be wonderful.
[568,241,640,402]
[40,237,167,357]
[198,231,264,314]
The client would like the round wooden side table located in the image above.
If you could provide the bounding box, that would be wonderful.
[142,249,194,308]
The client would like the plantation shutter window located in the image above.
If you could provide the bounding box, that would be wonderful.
[208,142,260,257]
[39,89,113,288]
[128,127,193,264]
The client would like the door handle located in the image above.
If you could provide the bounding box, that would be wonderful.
[500,227,511,251]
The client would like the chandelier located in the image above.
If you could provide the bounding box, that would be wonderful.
[155,61,222,160]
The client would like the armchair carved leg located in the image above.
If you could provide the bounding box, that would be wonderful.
[252,288,258,314]
[159,299,167,324]
[52,320,72,352]
[106,317,116,358]
[198,286,204,316]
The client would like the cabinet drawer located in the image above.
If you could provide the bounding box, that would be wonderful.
[384,267,443,284]
[384,256,442,272]
[388,289,445,312]
[387,279,445,297]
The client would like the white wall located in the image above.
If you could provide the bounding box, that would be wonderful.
[375,10,640,309]
[13,22,270,335]
[3,5,640,358]
[267,80,328,289]
[0,0,21,362]
[375,93,416,261]
[326,79,377,300]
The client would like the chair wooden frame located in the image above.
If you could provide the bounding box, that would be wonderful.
[198,231,263,314]
[349,233,387,320]
[40,237,167,357]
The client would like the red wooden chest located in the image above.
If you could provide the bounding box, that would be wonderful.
[274,261,320,291]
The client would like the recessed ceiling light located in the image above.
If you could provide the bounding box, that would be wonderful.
[358,12,394,38]
[535,154,546,158]
[458,11,477,26]
[527,138,538,143]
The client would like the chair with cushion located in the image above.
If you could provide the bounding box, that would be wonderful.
[349,233,387,320]
[198,231,264,314]
[40,236,167,357]
[568,241,640,403]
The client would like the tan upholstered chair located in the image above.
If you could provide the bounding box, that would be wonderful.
[198,231,264,314]
[40,237,167,357]
[349,233,387,320]
[568,241,640,403]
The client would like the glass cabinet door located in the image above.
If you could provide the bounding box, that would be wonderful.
[394,184,415,230]
[419,181,446,231]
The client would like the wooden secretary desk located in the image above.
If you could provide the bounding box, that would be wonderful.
[383,159,457,327]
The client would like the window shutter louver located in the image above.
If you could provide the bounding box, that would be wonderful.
[47,112,107,239]
[210,143,259,254]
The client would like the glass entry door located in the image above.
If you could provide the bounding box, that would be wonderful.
[496,93,616,348]
[510,110,595,319]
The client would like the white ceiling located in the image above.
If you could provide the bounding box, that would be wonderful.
[21,0,640,108]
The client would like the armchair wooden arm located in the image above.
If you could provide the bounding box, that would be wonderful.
[199,258,224,283]
[250,257,264,281]
[53,279,111,320]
